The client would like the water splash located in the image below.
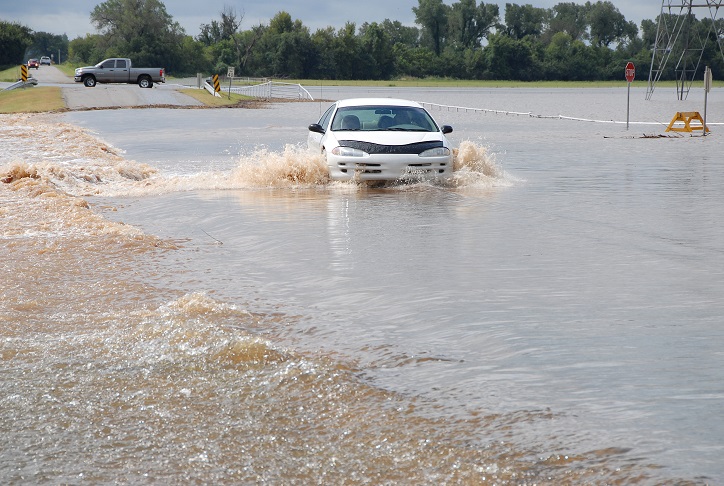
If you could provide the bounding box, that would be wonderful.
[231,144,330,187]
[2,115,512,196]
[449,140,512,188]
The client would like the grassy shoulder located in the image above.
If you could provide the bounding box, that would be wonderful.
[180,88,257,107]
[55,64,78,77]
[287,77,700,89]
[0,63,75,81]
[0,65,26,82]
[0,86,66,114]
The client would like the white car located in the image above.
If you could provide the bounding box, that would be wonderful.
[40,56,51,66]
[308,98,454,182]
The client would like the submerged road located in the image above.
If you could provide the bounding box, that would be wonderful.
[27,65,203,110]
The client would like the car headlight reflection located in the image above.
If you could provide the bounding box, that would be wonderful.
[331,146,369,157]
[419,147,451,157]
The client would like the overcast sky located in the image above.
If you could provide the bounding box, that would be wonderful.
[1,1,661,40]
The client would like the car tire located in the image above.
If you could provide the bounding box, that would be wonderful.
[83,76,96,87]
[138,76,153,88]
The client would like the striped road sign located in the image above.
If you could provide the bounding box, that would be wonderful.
[213,74,220,92]
[21,64,28,82]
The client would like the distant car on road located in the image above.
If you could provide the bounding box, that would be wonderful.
[308,98,454,182]
[40,56,51,66]
[27,59,39,69]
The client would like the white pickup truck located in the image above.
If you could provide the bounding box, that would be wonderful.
[74,58,165,88]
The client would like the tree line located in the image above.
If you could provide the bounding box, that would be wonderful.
[2,0,724,82]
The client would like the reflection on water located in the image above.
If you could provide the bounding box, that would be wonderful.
[2,88,724,484]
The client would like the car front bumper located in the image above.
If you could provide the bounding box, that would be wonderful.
[327,153,453,181]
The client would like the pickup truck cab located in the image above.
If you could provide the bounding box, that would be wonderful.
[74,58,165,88]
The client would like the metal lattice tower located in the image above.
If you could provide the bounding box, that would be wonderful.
[646,0,724,99]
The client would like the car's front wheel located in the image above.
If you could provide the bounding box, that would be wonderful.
[83,76,96,87]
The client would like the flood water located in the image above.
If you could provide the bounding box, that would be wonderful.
[2,87,723,484]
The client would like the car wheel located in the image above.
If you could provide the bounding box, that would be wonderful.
[83,76,96,87]
[138,76,153,88]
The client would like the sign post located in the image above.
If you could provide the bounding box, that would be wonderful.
[704,65,712,136]
[227,67,234,100]
[625,62,635,130]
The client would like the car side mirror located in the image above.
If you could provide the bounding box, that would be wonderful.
[441,125,453,134]
[308,123,325,134]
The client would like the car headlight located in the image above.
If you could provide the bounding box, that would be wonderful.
[331,146,368,157]
[419,147,450,157]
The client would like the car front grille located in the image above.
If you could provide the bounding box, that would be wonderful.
[338,161,448,176]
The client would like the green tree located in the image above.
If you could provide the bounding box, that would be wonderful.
[543,31,599,80]
[27,32,69,64]
[309,27,337,79]
[545,2,590,42]
[0,21,33,66]
[198,5,241,47]
[261,12,313,78]
[380,19,420,47]
[68,34,104,64]
[503,3,548,40]
[393,44,438,77]
[640,18,657,50]
[333,22,363,79]
[587,0,631,47]
[359,22,395,79]
[485,33,541,79]
[90,0,186,71]
[177,36,213,74]
[413,0,450,55]
[448,0,499,49]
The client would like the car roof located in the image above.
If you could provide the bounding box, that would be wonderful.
[336,98,423,109]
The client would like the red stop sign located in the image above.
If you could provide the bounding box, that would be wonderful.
[625,62,635,83]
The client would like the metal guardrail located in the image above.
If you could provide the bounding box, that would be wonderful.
[228,81,313,100]
[3,79,37,91]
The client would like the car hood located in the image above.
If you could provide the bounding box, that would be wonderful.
[324,131,449,156]
[329,131,445,146]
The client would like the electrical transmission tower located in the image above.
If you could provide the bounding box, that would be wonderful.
[646,0,724,100]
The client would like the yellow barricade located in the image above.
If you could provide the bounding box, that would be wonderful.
[665,112,710,133]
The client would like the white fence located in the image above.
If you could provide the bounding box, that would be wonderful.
[228,81,314,100]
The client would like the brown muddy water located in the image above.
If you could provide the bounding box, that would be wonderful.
[2,87,723,484]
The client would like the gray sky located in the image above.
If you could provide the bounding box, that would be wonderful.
[1,1,660,39]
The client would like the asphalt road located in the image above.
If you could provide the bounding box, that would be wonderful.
[28,65,203,110]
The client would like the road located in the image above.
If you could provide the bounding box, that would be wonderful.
[28,65,203,110]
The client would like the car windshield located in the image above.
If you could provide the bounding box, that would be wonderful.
[331,106,438,132]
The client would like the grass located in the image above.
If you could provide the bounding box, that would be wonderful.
[55,64,77,77]
[0,63,75,81]
[180,88,256,107]
[2,64,709,89]
[287,77,712,89]
[0,86,66,113]
[0,65,26,82]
